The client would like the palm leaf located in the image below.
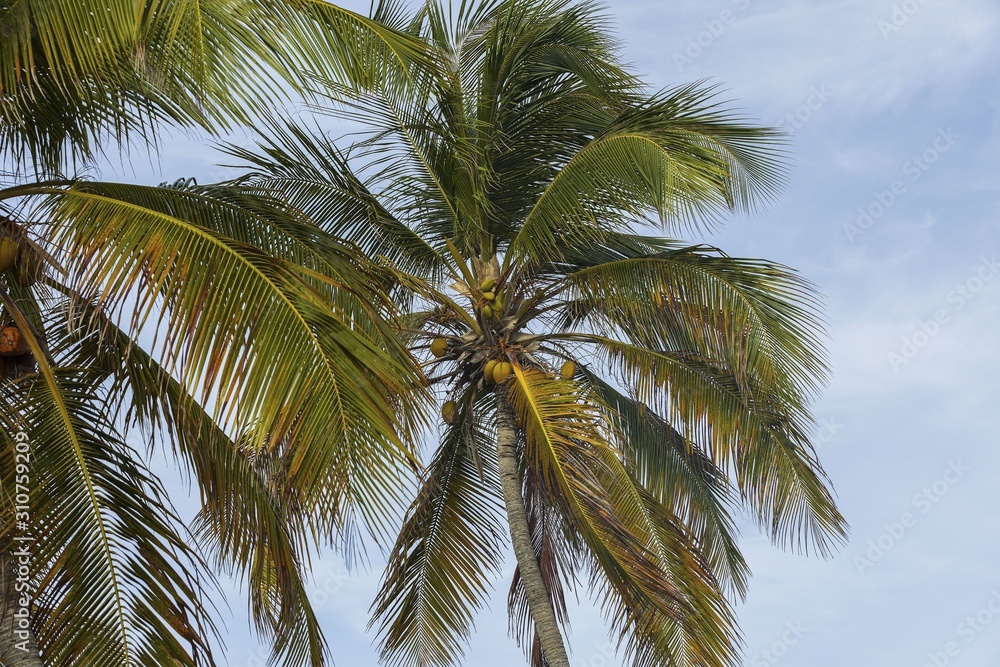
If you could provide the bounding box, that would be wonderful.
[506,366,738,667]
[582,369,748,597]
[33,181,426,541]
[371,386,507,667]
[0,290,218,666]
[47,295,329,666]
[557,333,846,555]
[507,83,786,265]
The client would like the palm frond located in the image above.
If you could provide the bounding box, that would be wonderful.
[225,121,448,279]
[36,180,427,543]
[371,387,506,667]
[506,367,738,667]
[562,242,828,399]
[46,295,330,666]
[0,290,218,667]
[507,83,787,265]
[556,333,846,555]
[0,0,432,174]
[582,370,748,597]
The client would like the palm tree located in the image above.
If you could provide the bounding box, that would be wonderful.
[1,1,432,665]
[230,1,849,665]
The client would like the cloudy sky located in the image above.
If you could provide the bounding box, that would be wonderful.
[101,1,1000,665]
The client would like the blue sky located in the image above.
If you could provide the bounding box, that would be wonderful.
[101,1,1000,665]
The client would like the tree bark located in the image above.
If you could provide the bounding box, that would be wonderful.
[0,550,44,667]
[496,393,571,667]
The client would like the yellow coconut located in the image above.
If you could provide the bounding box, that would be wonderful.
[442,400,458,424]
[493,361,513,383]
[0,238,18,273]
[430,337,448,358]
[560,360,576,380]
[484,359,498,380]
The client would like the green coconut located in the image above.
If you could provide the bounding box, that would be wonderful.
[492,296,503,312]
[430,337,448,358]
[0,238,18,273]
[560,360,576,380]
[442,400,458,424]
[482,290,495,302]
[480,278,496,292]
[482,304,494,319]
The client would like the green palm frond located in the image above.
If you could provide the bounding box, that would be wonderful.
[562,242,828,398]
[561,333,846,555]
[506,366,738,667]
[47,296,329,666]
[507,83,786,265]
[371,386,507,667]
[225,121,448,278]
[0,0,432,173]
[582,370,749,597]
[31,181,426,541]
[0,292,218,667]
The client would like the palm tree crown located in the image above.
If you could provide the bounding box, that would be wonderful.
[231,1,848,666]
[1,1,433,665]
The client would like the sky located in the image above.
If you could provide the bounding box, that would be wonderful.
[99,1,1000,665]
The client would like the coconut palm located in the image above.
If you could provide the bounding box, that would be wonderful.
[229,1,848,665]
[0,1,431,665]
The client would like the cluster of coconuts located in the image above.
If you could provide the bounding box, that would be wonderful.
[439,359,575,425]
[477,278,503,320]
[0,235,40,287]
[483,358,513,383]
[433,276,578,425]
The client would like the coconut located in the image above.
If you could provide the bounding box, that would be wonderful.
[0,326,28,356]
[0,238,18,273]
[492,296,503,312]
[442,400,458,424]
[482,290,495,302]
[482,304,494,319]
[493,361,513,383]
[480,278,496,292]
[430,337,448,358]
[560,360,576,380]
[484,359,498,380]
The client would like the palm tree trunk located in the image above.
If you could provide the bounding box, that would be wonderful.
[496,393,571,667]
[0,550,44,667]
